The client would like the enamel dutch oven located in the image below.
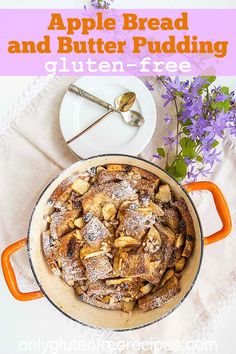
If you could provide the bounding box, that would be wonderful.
[1,155,232,331]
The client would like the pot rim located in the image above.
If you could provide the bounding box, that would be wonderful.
[27,153,204,332]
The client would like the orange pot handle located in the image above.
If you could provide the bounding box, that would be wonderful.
[1,238,44,301]
[183,181,232,246]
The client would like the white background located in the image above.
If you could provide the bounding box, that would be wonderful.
[0,1,235,353]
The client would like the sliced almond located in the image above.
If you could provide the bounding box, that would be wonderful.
[182,235,194,257]
[72,179,90,195]
[102,203,117,221]
[80,245,100,259]
[113,253,120,275]
[137,207,153,216]
[140,283,154,295]
[175,233,185,248]
[83,250,106,259]
[159,269,175,287]
[68,220,75,229]
[114,236,140,248]
[144,226,162,253]
[106,277,133,286]
[150,202,164,216]
[74,217,85,229]
[122,297,133,302]
[175,257,186,273]
[74,229,83,240]
[155,184,172,203]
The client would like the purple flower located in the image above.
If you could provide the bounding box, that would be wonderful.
[188,77,208,96]
[187,165,200,181]
[162,130,178,151]
[197,166,212,178]
[91,0,113,8]
[153,153,162,160]
[164,113,172,125]
[188,116,209,140]
[203,149,221,167]
[215,93,230,102]
[168,77,188,93]
[154,76,236,182]
[205,111,229,139]
[184,157,193,166]
[145,80,154,91]
[161,92,175,107]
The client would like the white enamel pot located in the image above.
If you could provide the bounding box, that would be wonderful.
[1,154,232,331]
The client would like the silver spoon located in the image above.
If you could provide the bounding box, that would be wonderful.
[67,86,144,144]
[69,85,144,125]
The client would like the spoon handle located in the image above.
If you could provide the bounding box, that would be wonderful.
[66,110,112,144]
[69,84,116,111]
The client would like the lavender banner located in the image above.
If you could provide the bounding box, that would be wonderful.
[0,9,235,76]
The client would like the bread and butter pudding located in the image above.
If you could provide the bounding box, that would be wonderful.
[42,164,195,313]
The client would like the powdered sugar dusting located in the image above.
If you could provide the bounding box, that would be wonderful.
[81,216,110,246]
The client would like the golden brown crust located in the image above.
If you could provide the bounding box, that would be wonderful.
[81,216,110,247]
[81,181,138,218]
[42,231,61,276]
[173,198,195,257]
[138,276,180,311]
[50,210,79,239]
[117,208,155,242]
[82,255,113,282]
[42,164,195,313]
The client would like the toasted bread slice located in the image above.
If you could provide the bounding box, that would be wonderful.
[173,198,195,257]
[120,253,151,278]
[60,231,82,259]
[161,207,180,232]
[82,254,113,282]
[61,258,86,286]
[48,172,89,206]
[42,231,61,276]
[81,216,110,247]
[78,293,122,310]
[50,210,79,239]
[132,178,159,197]
[81,181,137,218]
[138,275,180,311]
[116,209,155,242]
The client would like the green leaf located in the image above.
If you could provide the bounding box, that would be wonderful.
[180,138,197,158]
[156,148,165,158]
[211,140,219,148]
[182,127,190,135]
[167,156,187,181]
[221,86,229,95]
[202,76,216,88]
[211,86,230,112]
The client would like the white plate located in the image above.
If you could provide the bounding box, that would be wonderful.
[59,76,156,158]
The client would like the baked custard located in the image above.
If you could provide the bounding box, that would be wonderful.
[42,164,195,312]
